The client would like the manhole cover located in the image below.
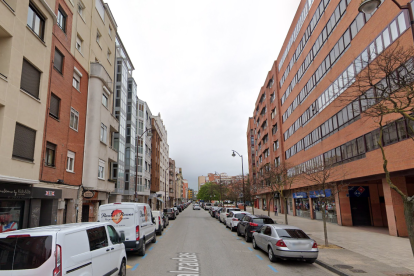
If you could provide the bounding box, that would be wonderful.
[333,265,354,269]
[350,269,366,273]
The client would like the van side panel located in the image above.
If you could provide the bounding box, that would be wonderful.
[62,231,92,274]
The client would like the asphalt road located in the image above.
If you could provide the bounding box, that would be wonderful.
[125,205,336,276]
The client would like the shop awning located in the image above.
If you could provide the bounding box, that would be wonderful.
[157,198,164,203]
[293,192,308,199]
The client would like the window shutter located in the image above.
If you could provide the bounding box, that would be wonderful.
[13,123,36,161]
[20,59,41,99]
[49,94,60,118]
[46,142,56,150]
[54,49,63,73]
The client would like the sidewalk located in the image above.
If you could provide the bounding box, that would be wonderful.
[246,207,414,275]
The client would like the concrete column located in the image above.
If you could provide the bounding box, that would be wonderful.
[337,189,352,226]
[382,177,408,237]
[309,198,315,220]
[292,197,297,216]
[29,199,41,228]
[76,197,83,223]
[92,201,99,222]
[66,199,76,223]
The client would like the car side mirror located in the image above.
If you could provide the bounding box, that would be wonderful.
[119,231,125,243]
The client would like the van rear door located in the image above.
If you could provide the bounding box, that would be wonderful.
[99,206,136,242]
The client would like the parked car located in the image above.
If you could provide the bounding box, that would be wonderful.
[0,222,127,276]
[252,224,318,263]
[164,208,177,220]
[173,207,179,215]
[211,207,222,217]
[215,209,222,219]
[219,207,241,223]
[204,203,212,210]
[162,212,169,228]
[237,214,275,242]
[193,204,200,210]
[152,211,164,235]
[225,211,249,231]
[99,202,156,256]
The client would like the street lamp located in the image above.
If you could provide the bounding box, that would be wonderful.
[232,150,246,211]
[358,0,381,14]
[135,128,152,202]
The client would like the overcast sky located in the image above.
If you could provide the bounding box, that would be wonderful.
[106,0,301,191]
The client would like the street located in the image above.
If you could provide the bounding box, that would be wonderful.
[125,206,336,276]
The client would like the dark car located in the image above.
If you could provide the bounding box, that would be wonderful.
[162,212,169,227]
[164,208,176,220]
[215,209,221,219]
[237,214,275,242]
[211,207,222,218]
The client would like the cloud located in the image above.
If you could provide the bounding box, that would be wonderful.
[105,0,301,190]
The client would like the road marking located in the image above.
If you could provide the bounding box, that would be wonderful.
[131,264,139,271]
[256,254,264,260]
[155,241,158,244]
[126,265,132,269]
[241,241,246,245]
[247,247,253,251]
[232,234,235,236]
[142,254,147,259]
[268,265,278,273]
[159,236,163,239]
[149,247,153,251]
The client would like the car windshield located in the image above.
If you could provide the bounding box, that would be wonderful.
[235,213,246,219]
[276,229,310,239]
[252,218,274,224]
[166,209,173,212]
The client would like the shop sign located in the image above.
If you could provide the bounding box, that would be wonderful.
[273,192,280,198]
[309,189,332,198]
[293,192,307,199]
[348,186,370,198]
[0,184,61,199]
[83,190,95,198]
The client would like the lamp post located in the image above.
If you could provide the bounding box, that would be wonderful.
[232,150,246,211]
[358,0,414,38]
[135,128,152,202]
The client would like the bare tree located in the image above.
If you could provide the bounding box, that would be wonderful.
[342,43,414,255]
[245,172,261,215]
[225,178,243,206]
[260,161,298,225]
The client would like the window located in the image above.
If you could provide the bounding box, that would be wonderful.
[102,93,108,108]
[106,225,120,244]
[49,93,60,119]
[73,71,80,90]
[274,157,280,166]
[86,227,108,251]
[21,59,41,99]
[76,35,83,53]
[78,1,85,17]
[53,48,64,73]
[27,3,45,39]
[98,159,105,179]
[70,108,79,131]
[12,123,36,161]
[96,30,101,44]
[100,123,107,143]
[45,142,56,166]
[57,7,67,32]
[95,0,105,21]
[107,49,111,62]
[66,151,75,172]
[109,24,112,38]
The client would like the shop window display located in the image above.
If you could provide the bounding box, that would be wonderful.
[0,201,24,233]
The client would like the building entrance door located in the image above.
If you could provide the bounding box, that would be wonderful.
[350,197,371,226]
[82,205,90,222]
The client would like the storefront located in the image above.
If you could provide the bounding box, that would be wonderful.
[293,192,310,218]
[0,183,62,233]
[82,190,108,222]
[309,189,337,223]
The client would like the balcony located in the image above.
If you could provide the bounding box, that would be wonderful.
[90,62,113,93]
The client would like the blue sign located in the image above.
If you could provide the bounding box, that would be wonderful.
[293,192,308,199]
[348,186,370,198]
[309,189,332,198]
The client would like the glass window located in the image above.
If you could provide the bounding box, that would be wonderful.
[383,28,391,48]
[45,142,56,166]
[86,227,108,251]
[67,151,75,172]
[27,3,45,39]
[73,72,80,90]
[398,13,407,33]
[350,20,358,39]
[383,122,398,146]
[276,229,310,239]
[54,48,64,73]
[107,225,120,244]
[397,119,408,140]
[390,20,399,41]
[57,7,66,32]
[100,123,107,143]
[70,108,79,131]
[98,159,105,179]
[102,93,108,108]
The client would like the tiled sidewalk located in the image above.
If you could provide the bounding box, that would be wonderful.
[246,207,414,273]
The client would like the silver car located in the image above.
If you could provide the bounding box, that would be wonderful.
[225,211,249,231]
[252,224,318,263]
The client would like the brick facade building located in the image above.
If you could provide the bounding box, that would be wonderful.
[247,0,414,237]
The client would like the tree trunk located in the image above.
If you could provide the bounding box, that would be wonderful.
[268,198,271,217]
[404,197,414,257]
[322,202,328,247]
[284,198,288,225]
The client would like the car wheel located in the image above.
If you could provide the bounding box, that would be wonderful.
[306,259,316,264]
[231,226,236,232]
[252,238,258,250]
[138,239,146,256]
[237,227,241,236]
[245,231,252,242]
[119,260,126,276]
[268,247,277,262]
[152,232,157,243]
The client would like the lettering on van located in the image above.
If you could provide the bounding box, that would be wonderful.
[139,206,149,223]
[100,209,133,224]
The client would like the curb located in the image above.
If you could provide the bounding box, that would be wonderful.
[315,260,349,276]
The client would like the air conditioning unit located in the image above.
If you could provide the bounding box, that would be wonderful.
[58,200,66,210]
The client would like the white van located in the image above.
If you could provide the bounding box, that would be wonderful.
[0,222,127,276]
[152,211,163,235]
[99,202,156,256]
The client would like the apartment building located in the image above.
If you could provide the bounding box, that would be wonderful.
[176,167,183,204]
[247,0,414,237]
[108,33,135,203]
[0,0,60,232]
[136,99,152,203]
[183,180,188,202]
[150,116,161,210]
[152,113,169,208]
[81,0,118,222]
[169,158,176,207]
[198,175,206,190]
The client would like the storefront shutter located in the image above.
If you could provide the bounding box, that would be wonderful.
[20,59,41,99]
